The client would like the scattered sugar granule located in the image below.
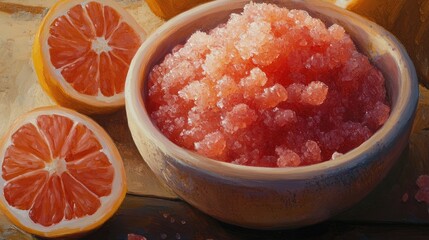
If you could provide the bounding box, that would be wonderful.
[402,192,409,203]
[128,233,147,240]
[147,2,390,167]
[415,175,429,205]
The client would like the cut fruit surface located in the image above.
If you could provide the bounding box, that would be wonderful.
[0,106,126,238]
[33,0,146,114]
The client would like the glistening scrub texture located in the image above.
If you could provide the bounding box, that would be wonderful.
[146,3,390,167]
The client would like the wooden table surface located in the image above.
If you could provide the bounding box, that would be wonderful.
[0,1,429,239]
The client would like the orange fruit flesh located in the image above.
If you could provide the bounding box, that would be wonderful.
[48,1,141,98]
[2,114,114,227]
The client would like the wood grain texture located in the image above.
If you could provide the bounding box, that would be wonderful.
[0,212,34,240]
[0,2,46,14]
[91,109,177,198]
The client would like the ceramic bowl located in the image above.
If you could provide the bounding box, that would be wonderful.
[125,0,419,229]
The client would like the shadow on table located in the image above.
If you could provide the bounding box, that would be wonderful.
[79,193,429,240]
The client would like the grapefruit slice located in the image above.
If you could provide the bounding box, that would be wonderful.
[0,106,126,238]
[33,0,146,114]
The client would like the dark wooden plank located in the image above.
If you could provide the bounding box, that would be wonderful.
[78,195,234,240]
[42,195,429,240]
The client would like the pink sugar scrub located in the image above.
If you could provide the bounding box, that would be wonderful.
[146,3,390,167]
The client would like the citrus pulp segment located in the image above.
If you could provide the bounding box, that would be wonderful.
[33,0,146,114]
[0,106,126,238]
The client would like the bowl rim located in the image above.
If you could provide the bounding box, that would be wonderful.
[125,0,419,180]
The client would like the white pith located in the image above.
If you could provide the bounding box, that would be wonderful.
[45,157,67,175]
[92,37,112,54]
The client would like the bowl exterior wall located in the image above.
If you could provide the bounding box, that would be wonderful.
[127,109,412,229]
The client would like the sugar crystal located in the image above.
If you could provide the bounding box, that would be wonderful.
[147,3,390,167]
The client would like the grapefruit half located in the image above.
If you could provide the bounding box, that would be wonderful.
[33,0,146,114]
[0,106,126,238]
